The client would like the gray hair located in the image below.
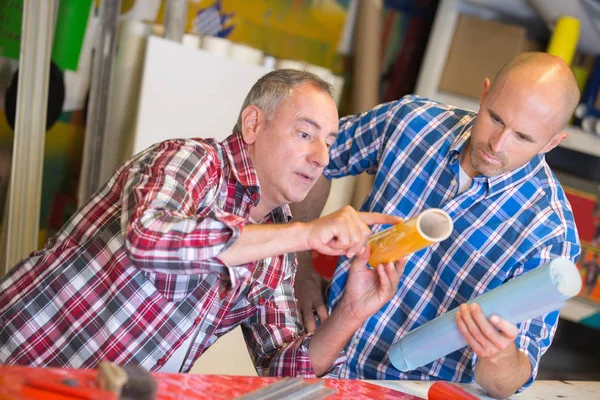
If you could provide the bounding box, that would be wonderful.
[234,69,333,134]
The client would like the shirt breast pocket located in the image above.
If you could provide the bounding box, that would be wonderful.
[141,270,209,303]
[246,281,274,309]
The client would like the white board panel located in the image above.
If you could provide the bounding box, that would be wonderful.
[133,36,270,155]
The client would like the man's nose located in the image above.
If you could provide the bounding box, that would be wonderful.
[489,129,510,153]
[309,141,330,168]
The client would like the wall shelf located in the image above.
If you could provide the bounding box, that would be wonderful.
[415,0,600,159]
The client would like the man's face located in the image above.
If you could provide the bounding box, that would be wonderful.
[249,84,339,206]
[466,79,567,177]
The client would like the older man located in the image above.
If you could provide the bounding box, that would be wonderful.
[293,53,582,398]
[0,69,403,377]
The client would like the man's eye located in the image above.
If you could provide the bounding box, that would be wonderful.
[300,132,310,139]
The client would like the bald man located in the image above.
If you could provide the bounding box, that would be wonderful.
[291,53,581,398]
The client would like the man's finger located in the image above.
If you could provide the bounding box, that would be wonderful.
[376,262,393,291]
[460,304,487,349]
[350,246,371,268]
[470,304,506,348]
[303,308,317,332]
[490,314,519,339]
[394,258,406,275]
[357,212,403,226]
[456,311,484,354]
[315,304,329,323]
[344,215,365,258]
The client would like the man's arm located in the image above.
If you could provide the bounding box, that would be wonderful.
[289,176,332,331]
[122,141,397,276]
[456,303,531,399]
[456,237,580,398]
[308,249,405,375]
[219,205,400,265]
[244,248,405,377]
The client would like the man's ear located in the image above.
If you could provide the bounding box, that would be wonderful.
[539,131,568,154]
[240,105,264,145]
[479,78,491,107]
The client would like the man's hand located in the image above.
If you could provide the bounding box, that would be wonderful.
[455,303,518,360]
[307,247,405,377]
[295,250,329,332]
[303,206,402,259]
[295,206,400,332]
[339,247,406,323]
[456,303,531,399]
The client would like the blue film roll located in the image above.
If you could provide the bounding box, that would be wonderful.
[389,258,582,372]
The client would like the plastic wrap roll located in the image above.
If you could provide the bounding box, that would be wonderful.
[275,58,305,70]
[201,36,231,58]
[263,55,276,70]
[304,63,332,81]
[181,33,202,49]
[149,23,164,37]
[331,75,345,107]
[368,209,453,266]
[582,115,597,134]
[229,43,264,66]
[428,382,478,400]
[574,103,588,119]
[389,257,582,372]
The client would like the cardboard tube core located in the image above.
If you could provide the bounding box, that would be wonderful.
[417,209,453,242]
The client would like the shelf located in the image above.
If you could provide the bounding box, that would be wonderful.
[415,0,600,159]
[561,297,600,330]
[562,125,600,158]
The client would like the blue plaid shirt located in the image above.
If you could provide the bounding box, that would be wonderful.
[324,96,580,390]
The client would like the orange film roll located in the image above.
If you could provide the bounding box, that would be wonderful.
[368,209,453,266]
[428,381,479,400]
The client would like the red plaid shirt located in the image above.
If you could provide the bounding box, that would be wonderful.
[0,133,343,376]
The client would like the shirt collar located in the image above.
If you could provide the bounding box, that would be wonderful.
[221,133,259,188]
[222,133,293,222]
[447,116,545,197]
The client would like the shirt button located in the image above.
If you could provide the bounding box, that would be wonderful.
[354,338,359,345]
[451,179,457,185]
[258,298,266,306]
[157,357,166,366]
[250,192,259,201]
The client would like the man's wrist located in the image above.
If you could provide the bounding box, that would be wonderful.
[335,297,368,328]
[289,221,311,252]
[485,342,519,365]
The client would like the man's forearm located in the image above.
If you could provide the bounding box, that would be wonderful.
[307,300,361,376]
[474,343,532,399]
[219,222,309,266]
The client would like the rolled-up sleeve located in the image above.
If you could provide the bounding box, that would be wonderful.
[325,98,411,179]
[120,140,253,282]
[242,264,346,377]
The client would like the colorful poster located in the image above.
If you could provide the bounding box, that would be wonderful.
[0,109,85,249]
[0,0,93,71]
[564,186,600,303]
[0,0,22,60]
[155,0,349,71]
